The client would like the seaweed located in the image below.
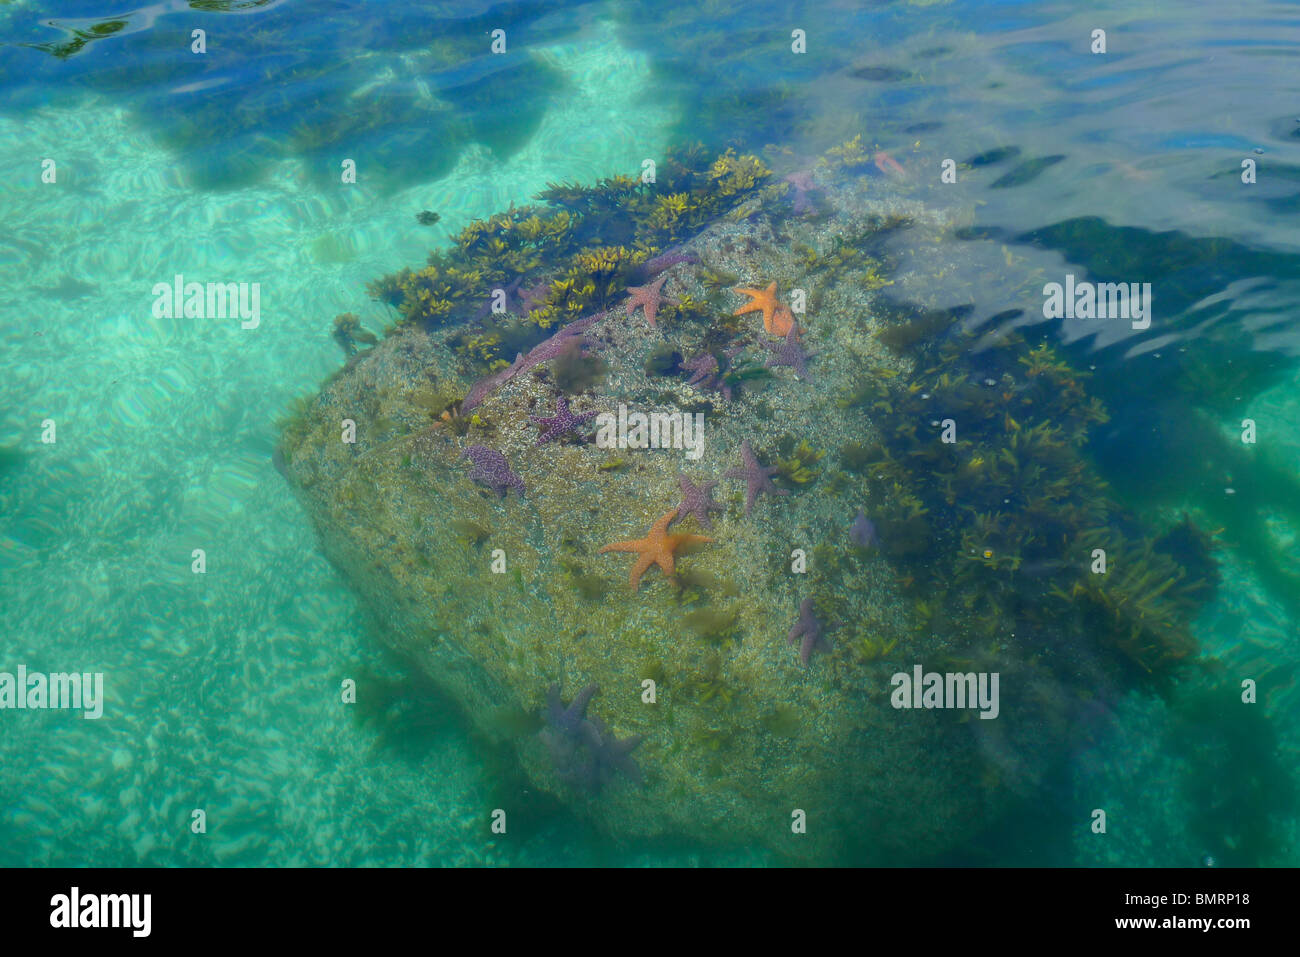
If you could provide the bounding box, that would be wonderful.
[332,312,378,356]
[363,145,770,336]
[553,339,607,394]
[683,607,740,645]
[839,440,874,474]
[774,437,827,487]
[858,316,1205,682]
[451,519,490,548]
[644,344,682,377]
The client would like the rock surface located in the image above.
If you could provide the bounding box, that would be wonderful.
[279,174,1073,862]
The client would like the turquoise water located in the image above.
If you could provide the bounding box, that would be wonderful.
[1,0,1297,866]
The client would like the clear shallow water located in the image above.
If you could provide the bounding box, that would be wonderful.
[0,0,1296,866]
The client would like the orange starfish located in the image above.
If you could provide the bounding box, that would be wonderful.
[599,509,713,591]
[733,282,780,330]
[769,304,796,337]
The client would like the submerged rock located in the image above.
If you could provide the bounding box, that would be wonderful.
[278,149,1183,862]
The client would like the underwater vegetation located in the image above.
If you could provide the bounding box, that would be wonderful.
[773,436,827,488]
[840,301,1217,683]
[1168,682,1296,866]
[364,145,771,371]
[331,313,378,356]
[343,660,463,758]
[1001,217,1300,617]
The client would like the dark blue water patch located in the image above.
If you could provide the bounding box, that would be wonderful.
[1267,115,1300,141]
[962,145,1021,167]
[979,217,1300,615]
[1168,683,1296,867]
[0,0,578,191]
[988,154,1064,188]
[849,65,913,83]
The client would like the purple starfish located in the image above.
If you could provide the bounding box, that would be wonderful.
[682,352,734,402]
[517,281,551,317]
[624,274,674,327]
[529,394,597,445]
[766,324,815,380]
[671,474,724,529]
[683,352,718,386]
[631,248,699,281]
[539,683,643,793]
[724,440,789,515]
[584,713,644,786]
[461,311,608,412]
[545,682,599,736]
[462,445,525,498]
[850,508,878,549]
[516,312,603,373]
[787,598,827,666]
[783,170,818,215]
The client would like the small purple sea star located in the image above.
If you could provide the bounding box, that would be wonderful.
[766,324,816,380]
[529,394,597,445]
[624,274,675,327]
[724,439,789,515]
[671,474,724,530]
[782,170,818,215]
[683,352,718,386]
[681,352,734,402]
[461,446,525,498]
[850,508,878,549]
[787,598,827,666]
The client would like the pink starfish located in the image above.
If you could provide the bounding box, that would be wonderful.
[873,151,906,177]
[624,274,674,327]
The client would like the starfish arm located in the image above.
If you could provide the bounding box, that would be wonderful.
[652,510,678,531]
[654,554,675,578]
[568,683,599,722]
[600,540,645,554]
[670,534,714,547]
[801,635,820,666]
[629,553,656,589]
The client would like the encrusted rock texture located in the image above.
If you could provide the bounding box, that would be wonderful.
[280,176,1062,863]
